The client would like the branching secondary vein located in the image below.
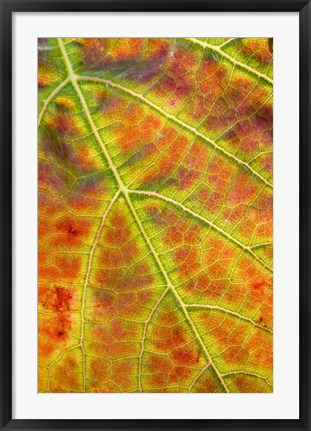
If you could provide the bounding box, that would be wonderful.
[185,38,273,85]
[76,75,273,190]
[128,189,273,272]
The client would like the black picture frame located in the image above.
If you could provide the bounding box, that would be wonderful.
[1,0,310,429]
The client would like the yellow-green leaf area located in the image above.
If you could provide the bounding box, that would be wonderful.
[38,37,273,393]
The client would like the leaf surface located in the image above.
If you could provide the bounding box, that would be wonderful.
[38,37,273,393]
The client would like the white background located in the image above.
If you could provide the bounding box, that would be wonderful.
[13,12,299,419]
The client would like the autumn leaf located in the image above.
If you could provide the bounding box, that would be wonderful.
[38,37,273,393]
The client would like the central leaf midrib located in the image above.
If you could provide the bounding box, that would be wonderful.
[58,38,230,393]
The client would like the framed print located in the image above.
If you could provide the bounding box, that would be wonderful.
[0,0,310,430]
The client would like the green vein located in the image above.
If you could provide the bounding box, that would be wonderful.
[185,303,272,334]
[79,189,120,391]
[38,77,70,126]
[138,287,170,392]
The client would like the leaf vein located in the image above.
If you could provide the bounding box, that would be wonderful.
[185,38,273,85]
[75,75,273,189]
[128,189,272,272]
